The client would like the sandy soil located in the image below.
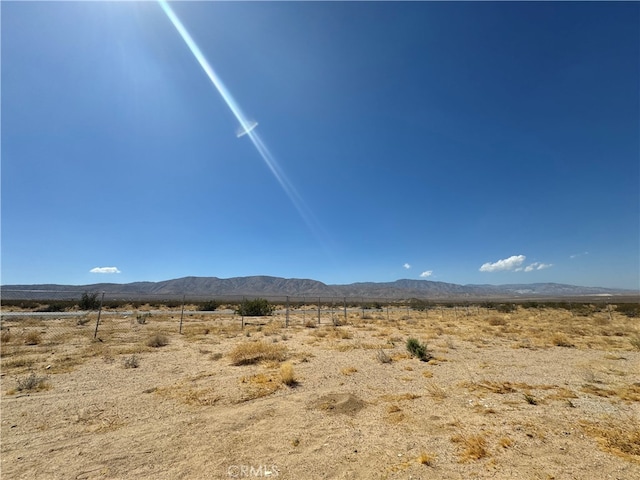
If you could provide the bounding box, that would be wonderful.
[1,306,639,479]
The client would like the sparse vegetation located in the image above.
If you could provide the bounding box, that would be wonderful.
[280,362,297,386]
[146,333,169,348]
[1,329,11,343]
[199,300,220,311]
[376,349,392,364]
[16,372,49,392]
[406,337,432,362]
[615,303,639,318]
[229,340,287,365]
[123,355,140,368]
[236,298,274,317]
[23,331,42,345]
[79,292,101,310]
[2,298,639,478]
[451,433,489,461]
[417,451,436,466]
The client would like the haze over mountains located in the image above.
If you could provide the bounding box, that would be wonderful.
[2,276,636,301]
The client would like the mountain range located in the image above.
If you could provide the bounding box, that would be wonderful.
[2,276,637,301]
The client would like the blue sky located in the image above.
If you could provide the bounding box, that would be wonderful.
[2,1,638,289]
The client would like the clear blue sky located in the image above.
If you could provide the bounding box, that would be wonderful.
[2,1,638,289]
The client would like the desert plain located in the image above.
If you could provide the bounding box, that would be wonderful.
[1,303,639,479]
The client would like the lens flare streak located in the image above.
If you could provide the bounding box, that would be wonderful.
[158,0,326,243]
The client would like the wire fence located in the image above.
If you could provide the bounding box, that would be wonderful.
[0,289,428,346]
[1,289,634,350]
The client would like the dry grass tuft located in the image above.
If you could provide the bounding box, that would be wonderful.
[499,437,514,448]
[23,331,42,345]
[1,329,12,343]
[451,433,489,462]
[341,366,358,375]
[417,451,436,466]
[551,333,574,347]
[376,349,392,364]
[146,333,169,348]
[425,381,448,400]
[229,340,287,365]
[280,362,297,386]
[240,373,280,401]
[581,417,640,461]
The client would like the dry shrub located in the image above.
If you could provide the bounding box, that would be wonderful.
[451,433,489,462]
[330,327,353,340]
[146,333,169,348]
[16,372,49,392]
[341,366,358,375]
[183,387,220,406]
[304,319,317,329]
[24,331,42,345]
[417,451,436,466]
[1,330,12,343]
[581,417,640,461]
[630,335,640,351]
[425,381,447,400]
[487,316,507,326]
[123,355,139,369]
[229,340,287,365]
[239,373,280,401]
[376,349,392,364]
[280,362,297,386]
[551,333,574,347]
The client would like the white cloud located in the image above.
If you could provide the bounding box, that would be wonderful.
[420,270,433,278]
[570,251,589,259]
[403,263,411,269]
[479,255,526,272]
[524,262,553,272]
[90,267,121,274]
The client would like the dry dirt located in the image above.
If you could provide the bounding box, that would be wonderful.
[1,306,639,479]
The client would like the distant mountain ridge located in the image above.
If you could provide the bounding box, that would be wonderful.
[1,276,636,300]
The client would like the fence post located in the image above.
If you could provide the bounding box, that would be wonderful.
[317,297,321,325]
[344,297,347,322]
[93,292,105,339]
[241,296,245,330]
[179,294,186,334]
[286,296,289,328]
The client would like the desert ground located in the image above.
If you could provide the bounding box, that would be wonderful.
[1,303,639,479]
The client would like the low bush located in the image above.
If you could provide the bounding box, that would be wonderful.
[280,362,297,386]
[406,338,432,362]
[616,303,639,318]
[24,331,42,345]
[79,292,101,310]
[237,298,274,317]
[16,372,49,392]
[199,300,220,311]
[146,333,169,348]
[123,355,140,368]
